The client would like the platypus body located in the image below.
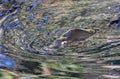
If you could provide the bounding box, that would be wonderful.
[49,28,96,49]
[62,29,95,42]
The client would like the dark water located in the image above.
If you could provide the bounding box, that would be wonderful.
[1,0,120,79]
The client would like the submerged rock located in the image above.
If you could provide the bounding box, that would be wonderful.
[0,53,16,69]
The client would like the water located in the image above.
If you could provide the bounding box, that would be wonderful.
[1,0,120,79]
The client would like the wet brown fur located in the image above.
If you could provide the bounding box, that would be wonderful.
[61,29,96,42]
[51,28,97,48]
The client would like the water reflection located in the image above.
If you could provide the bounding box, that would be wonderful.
[79,40,120,54]
[1,0,120,79]
[106,60,120,65]
[0,53,16,69]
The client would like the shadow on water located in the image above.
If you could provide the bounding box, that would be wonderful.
[16,60,42,75]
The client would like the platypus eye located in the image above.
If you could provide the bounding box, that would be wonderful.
[61,41,67,45]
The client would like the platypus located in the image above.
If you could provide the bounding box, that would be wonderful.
[43,28,97,51]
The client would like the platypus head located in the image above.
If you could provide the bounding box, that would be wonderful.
[50,37,68,49]
[42,37,67,52]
